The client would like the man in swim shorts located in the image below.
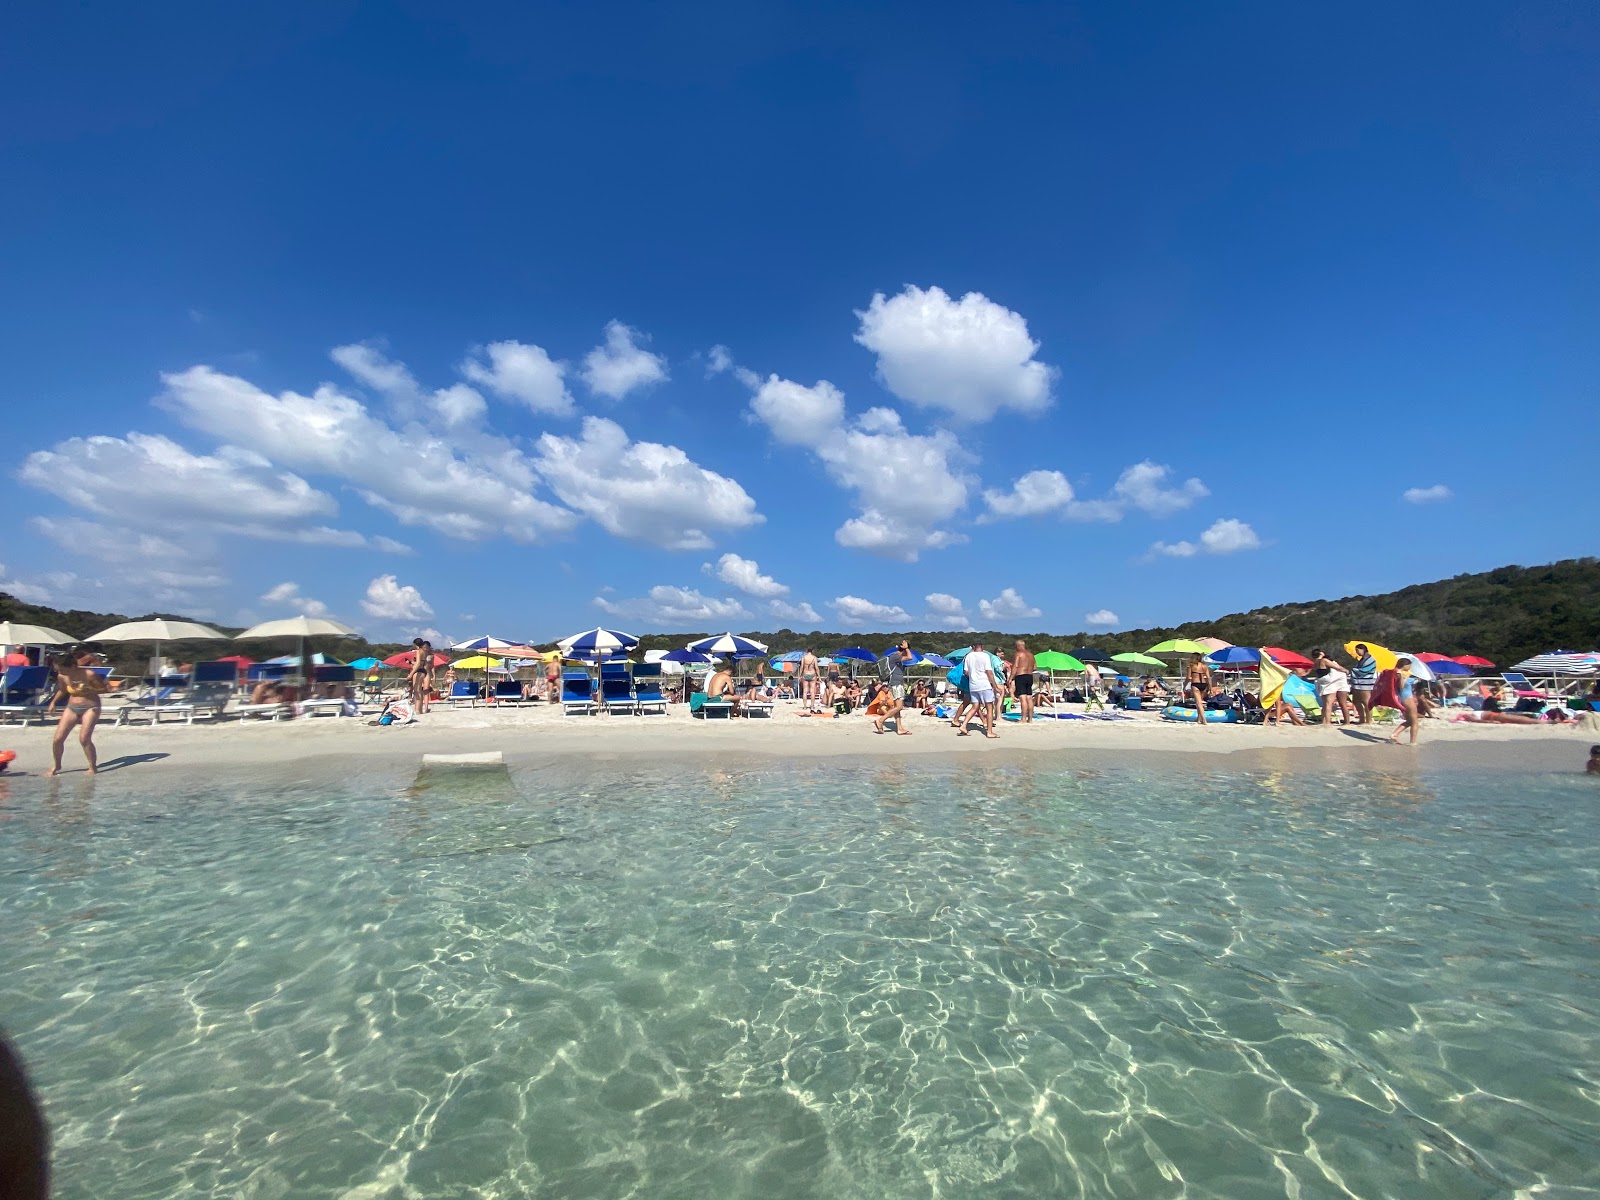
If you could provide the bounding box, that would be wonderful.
[960,642,1000,739]
[1010,640,1036,724]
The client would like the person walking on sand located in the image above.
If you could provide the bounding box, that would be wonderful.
[43,645,112,776]
[1349,643,1378,725]
[1185,654,1213,726]
[883,639,912,704]
[1010,640,1037,724]
[1083,660,1105,712]
[1311,648,1356,726]
[960,642,1000,739]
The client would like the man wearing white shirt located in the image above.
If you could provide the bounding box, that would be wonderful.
[960,642,1001,739]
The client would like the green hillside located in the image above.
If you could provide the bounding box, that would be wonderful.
[4,558,1596,667]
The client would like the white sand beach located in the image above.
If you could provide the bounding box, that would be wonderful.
[2,699,1591,780]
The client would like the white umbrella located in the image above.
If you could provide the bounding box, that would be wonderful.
[0,621,74,646]
[237,616,359,696]
[90,619,229,712]
[687,632,769,657]
[1393,652,1437,683]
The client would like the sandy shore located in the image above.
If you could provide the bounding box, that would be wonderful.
[0,697,1591,783]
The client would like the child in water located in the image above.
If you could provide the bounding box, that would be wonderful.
[1588,745,1600,775]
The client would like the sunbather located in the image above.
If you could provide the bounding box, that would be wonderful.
[706,663,742,715]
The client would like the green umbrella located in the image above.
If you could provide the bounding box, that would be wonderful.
[1146,638,1211,655]
[1035,651,1086,672]
[1111,652,1165,667]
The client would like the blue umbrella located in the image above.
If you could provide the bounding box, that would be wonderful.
[560,627,639,656]
[661,649,712,664]
[835,647,878,662]
[1205,646,1261,665]
[348,656,382,671]
[452,635,521,653]
[1425,658,1473,676]
[772,650,806,663]
[921,653,955,670]
[687,632,769,657]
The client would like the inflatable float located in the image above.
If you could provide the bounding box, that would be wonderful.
[1161,706,1238,723]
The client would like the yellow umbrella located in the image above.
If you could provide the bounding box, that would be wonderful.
[453,655,503,669]
[1344,641,1398,670]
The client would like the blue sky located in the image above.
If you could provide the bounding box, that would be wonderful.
[3,1,1596,642]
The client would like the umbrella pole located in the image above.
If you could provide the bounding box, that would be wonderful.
[153,638,162,712]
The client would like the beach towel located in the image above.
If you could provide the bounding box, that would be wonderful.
[1371,669,1400,711]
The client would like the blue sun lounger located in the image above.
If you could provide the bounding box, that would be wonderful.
[631,663,667,714]
[561,671,596,716]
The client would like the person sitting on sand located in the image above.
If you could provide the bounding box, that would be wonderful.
[1264,696,1306,726]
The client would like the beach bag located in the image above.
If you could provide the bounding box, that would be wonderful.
[1371,669,1400,711]
[876,655,893,681]
[946,664,966,691]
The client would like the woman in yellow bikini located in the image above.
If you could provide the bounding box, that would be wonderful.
[44,645,112,776]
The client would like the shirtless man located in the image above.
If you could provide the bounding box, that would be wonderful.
[798,648,821,709]
[1010,640,1037,724]
[706,662,742,715]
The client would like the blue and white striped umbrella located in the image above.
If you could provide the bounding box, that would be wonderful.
[1510,652,1600,676]
[452,635,521,652]
[560,627,640,656]
[687,632,768,657]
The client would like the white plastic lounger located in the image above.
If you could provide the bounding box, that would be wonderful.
[234,702,290,722]
[116,701,198,726]
[300,698,349,718]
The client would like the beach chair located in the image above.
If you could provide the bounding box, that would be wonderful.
[234,700,291,722]
[741,685,774,718]
[116,687,199,726]
[561,671,596,716]
[600,673,638,714]
[631,663,667,714]
[1500,672,1556,703]
[446,679,480,708]
[299,666,357,717]
[689,691,735,718]
[0,666,51,725]
[492,679,524,705]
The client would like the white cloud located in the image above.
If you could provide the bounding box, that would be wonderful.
[261,581,329,618]
[1084,609,1120,627]
[1200,518,1261,553]
[977,588,1041,624]
[1151,518,1261,558]
[749,375,970,561]
[706,344,733,376]
[981,470,1075,520]
[159,365,578,543]
[1403,484,1453,504]
[533,416,762,551]
[1111,461,1209,516]
[581,321,669,400]
[706,553,788,598]
[460,341,574,416]
[371,535,415,555]
[923,592,974,630]
[361,574,433,621]
[853,285,1056,421]
[595,585,750,627]
[334,342,488,428]
[830,595,912,629]
[768,599,822,626]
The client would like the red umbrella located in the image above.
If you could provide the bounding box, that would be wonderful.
[384,651,450,668]
[1262,647,1313,669]
[1414,653,1454,663]
[1455,655,1496,668]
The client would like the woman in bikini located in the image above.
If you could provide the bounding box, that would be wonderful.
[44,645,112,776]
[408,641,436,715]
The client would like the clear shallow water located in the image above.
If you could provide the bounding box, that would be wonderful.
[1,760,1597,1199]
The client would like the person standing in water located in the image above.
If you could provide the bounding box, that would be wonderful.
[1388,657,1420,746]
[43,645,112,776]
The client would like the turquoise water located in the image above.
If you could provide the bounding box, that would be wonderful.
[2,759,1597,1199]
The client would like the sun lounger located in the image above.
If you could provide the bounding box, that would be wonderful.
[1500,672,1555,702]
[561,671,596,716]
[631,663,667,714]
[741,690,774,717]
[447,680,480,707]
[0,666,51,725]
[115,689,198,726]
[689,691,735,718]
[234,701,290,722]
[600,674,638,713]
[492,680,524,705]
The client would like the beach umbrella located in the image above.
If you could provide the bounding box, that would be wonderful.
[1195,637,1232,652]
[1205,646,1261,666]
[1425,659,1473,676]
[772,650,806,663]
[558,626,640,695]
[384,650,449,669]
[1413,653,1453,663]
[267,652,345,666]
[1146,638,1211,655]
[1454,655,1496,668]
[1068,647,1113,663]
[237,616,359,697]
[0,621,74,647]
[90,618,229,712]
[452,635,522,653]
[688,632,769,657]
[1035,651,1086,672]
[1110,652,1164,667]
[921,653,955,670]
[452,654,504,699]
[1394,653,1437,682]
[1509,652,1600,676]
[348,656,382,671]
[834,647,878,661]
[1262,647,1313,669]
[1344,641,1399,670]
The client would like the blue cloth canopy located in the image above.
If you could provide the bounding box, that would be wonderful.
[834,647,878,662]
[1204,646,1261,665]
[1424,658,1473,676]
[687,633,769,657]
[561,627,639,656]
[660,649,712,664]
